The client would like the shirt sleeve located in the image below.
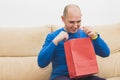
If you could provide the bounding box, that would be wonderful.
[92,34,110,57]
[37,34,57,68]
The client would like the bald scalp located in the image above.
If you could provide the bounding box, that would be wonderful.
[63,4,81,17]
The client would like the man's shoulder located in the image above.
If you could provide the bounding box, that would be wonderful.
[46,27,63,39]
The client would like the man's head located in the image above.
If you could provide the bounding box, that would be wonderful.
[61,4,82,33]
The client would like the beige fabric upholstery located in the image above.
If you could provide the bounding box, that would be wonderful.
[94,23,120,53]
[0,23,120,80]
[0,57,51,80]
[0,26,51,56]
[95,52,120,79]
[107,77,120,80]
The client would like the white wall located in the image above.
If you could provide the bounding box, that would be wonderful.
[0,0,120,27]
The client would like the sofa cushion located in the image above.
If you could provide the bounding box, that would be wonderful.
[0,56,51,80]
[94,23,120,53]
[95,51,120,78]
[0,26,51,57]
[107,77,120,80]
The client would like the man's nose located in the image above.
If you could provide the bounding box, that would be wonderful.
[73,23,78,28]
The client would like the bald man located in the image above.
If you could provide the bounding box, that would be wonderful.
[37,4,110,80]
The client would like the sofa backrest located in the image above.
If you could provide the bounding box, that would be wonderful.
[1,23,119,56]
[0,26,51,57]
[94,23,120,53]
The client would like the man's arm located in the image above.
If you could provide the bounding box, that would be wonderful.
[37,34,57,68]
[37,31,69,68]
[92,35,110,57]
[82,26,110,57]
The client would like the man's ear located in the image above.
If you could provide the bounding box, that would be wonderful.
[61,16,65,23]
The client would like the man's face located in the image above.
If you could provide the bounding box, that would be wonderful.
[62,9,82,33]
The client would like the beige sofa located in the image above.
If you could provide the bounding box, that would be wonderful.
[0,23,120,80]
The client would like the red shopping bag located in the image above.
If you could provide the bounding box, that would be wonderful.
[64,37,98,79]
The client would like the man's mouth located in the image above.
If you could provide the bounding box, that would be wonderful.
[71,29,77,33]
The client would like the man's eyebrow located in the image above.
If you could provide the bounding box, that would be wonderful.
[69,21,75,23]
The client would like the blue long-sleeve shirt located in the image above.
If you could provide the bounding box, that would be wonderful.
[37,27,110,80]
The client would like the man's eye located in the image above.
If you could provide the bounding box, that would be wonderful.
[77,21,81,23]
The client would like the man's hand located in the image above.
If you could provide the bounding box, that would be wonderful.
[53,31,69,45]
[82,26,98,40]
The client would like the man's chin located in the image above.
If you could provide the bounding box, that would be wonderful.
[70,30,77,33]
